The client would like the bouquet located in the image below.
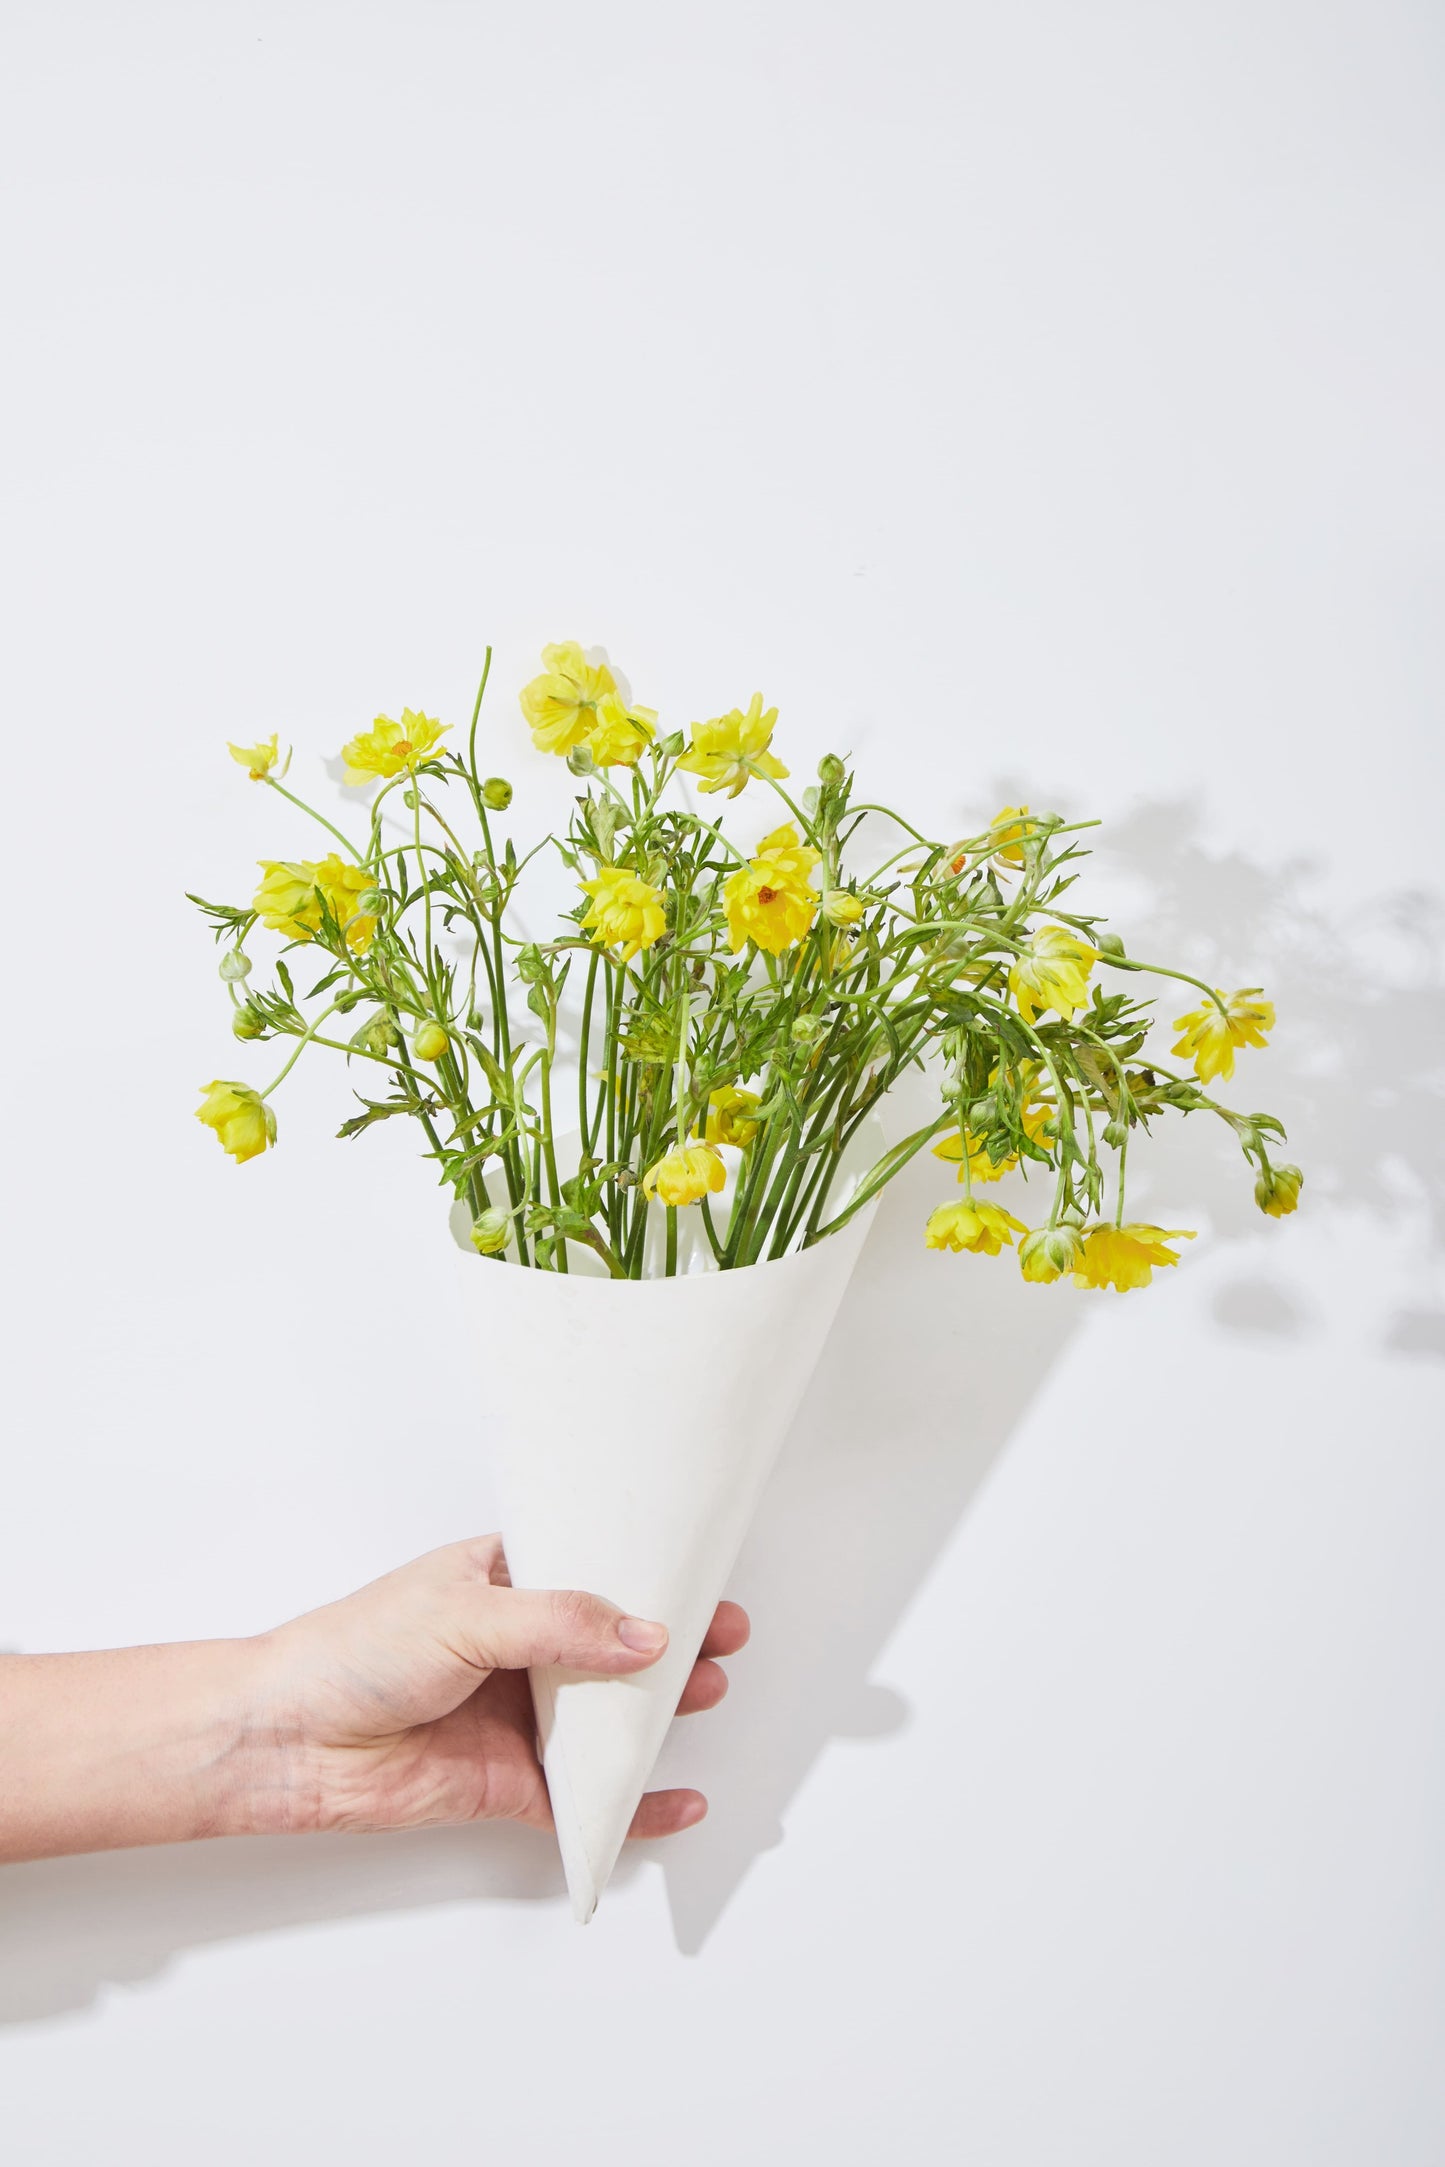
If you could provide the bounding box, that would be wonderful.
[191,640,1301,1281]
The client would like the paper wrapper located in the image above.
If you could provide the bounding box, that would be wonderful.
[472,1123,881,1921]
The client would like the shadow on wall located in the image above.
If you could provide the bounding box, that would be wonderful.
[0,800,1439,2011]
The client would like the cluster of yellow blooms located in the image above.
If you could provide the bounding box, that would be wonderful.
[198,639,1301,1293]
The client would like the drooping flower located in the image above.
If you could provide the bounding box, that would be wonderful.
[1009,926,1097,1022]
[987,804,1039,868]
[703,1085,762,1149]
[722,824,820,955]
[253,855,378,954]
[1072,1223,1195,1291]
[933,1097,1051,1184]
[227,734,286,781]
[642,1141,727,1207]
[340,709,449,785]
[1018,1224,1086,1283]
[579,867,667,961]
[584,692,657,769]
[519,642,617,756]
[923,1200,1028,1255]
[195,1080,275,1164]
[1171,989,1276,1083]
[1255,1163,1303,1218]
[678,694,788,797]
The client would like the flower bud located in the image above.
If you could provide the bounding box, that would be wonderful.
[515,943,546,984]
[402,788,419,810]
[566,742,596,777]
[469,1208,510,1255]
[231,1003,266,1041]
[481,776,513,811]
[219,947,251,983]
[1018,1224,1085,1283]
[790,1014,828,1048]
[1255,1163,1303,1218]
[335,989,360,1013]
[413,1020,450,1062]
[817,753,846,787]
[1102,1118,1129,1149]
[1096,931,1126,957]
[822,889,865,928]
[356,888,385,918]
[354,1012,398,1057]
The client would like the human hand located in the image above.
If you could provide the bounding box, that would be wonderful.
[253,1536,748,1841]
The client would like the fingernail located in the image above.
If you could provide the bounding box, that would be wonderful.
[617,1616,668,1653]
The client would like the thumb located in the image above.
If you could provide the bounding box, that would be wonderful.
[455,1582,670,1675]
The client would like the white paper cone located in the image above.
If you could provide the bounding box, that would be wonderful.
[472,1125,881,1921]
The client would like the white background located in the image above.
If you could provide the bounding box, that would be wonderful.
[2,3,1443,2160]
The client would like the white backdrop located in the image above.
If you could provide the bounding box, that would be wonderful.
[2,4,1443,2161]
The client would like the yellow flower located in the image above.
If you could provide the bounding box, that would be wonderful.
[1009,926,1097,1022]
[677,694,788,797]
[822,889,865,928]
[195,1080,274,1164]
[722,824,820,955]
[1018,1224,1086,1283]
[703,1085,762,1149]
[987,804,1039,867]
[519,641,617,756]
[579,866,667,961]
[924,1200,1027,1255]
[1171,989,1276,1083]
[1072,1223,1195,1291]
[643,1141,727,1207]
[253,855,377,954]
[227,734,286,781]
[584,692,657,769]
[933,1098,1051,1183]
[1255,1163,1303,1217]
[340,708,449,785]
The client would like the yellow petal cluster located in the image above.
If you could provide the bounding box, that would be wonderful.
[586,692,658,769]
[1018,1225,1086,1283]
[1072,1223,1195,1290]
[1171,989,1275,1083]
[520,642,617,756]
[987,804,1039,868]
[579,867,667,961]
[1255,1163,1302,1218]
[253,855,378,954]
[195,1080,275,1164]
[341,709,449,785]
[643,1142,727,1207]
[678,694,788,797]
[924,1200,1027,1255]
[703,1084,762,1149]
[227,734,285,781]
[1009,926,1097,1022]
[722,824,820,955]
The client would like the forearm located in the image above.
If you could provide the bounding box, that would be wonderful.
[0,1637,294,1862]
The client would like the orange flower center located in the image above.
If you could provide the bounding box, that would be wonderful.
[758,885,778,904]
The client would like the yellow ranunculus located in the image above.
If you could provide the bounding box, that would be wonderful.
[1255,1163,1302,1217]
[584,692,657,769]
[227,734,285,781]
[987,804,1039,868]
[677,693,788,797]
[579,867,667,961]
[933,1098,1051,1184]
[253,855,377,954]
[924,1200,1027,1255]
[1072,1223,1195,1290]
[1018,1224,1086,1283]
[1172,988,1275,1083]
[722,824,820,955]
[520,642,617,756]
[340,708,449,785]
[703,1084,762,1149]
[642,1141,727,1207]
[195,1079,275,1164]
[1009,926,1097,1022]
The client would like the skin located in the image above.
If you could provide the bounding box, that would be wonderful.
[0,1537,749,1864]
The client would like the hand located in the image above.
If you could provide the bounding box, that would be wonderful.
[257,1536,749,1841]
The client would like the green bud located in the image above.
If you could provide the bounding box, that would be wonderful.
[469,1207,510,1255]
[817,753,846,787]
[481,776,513,811]
[334,989,360,1013]
[356,888,385,918]
[515,943,547,985]
[657,730,685,758]
[354,1012,398,1057]
[231,1003,266,1041]
[413,1020,450,1062]
[822,889,865,928]
[566,742,596,777]
[1102,1118,1129,1149]
[1234,1123,1262,1154]
[219,947,251,983]
[1096,931,1126,957]
[402,788,419,810]
[791,1014,828,1048]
